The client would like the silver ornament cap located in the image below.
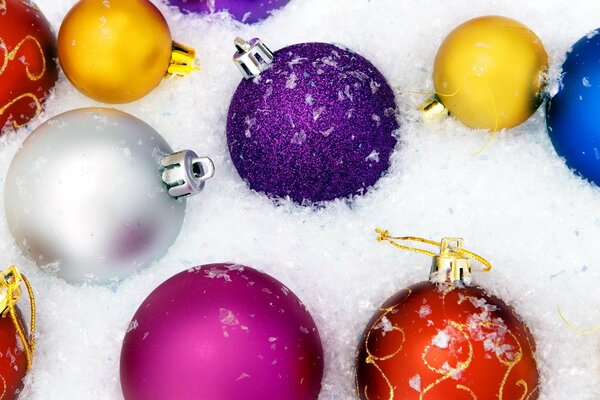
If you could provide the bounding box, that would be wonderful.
[233,37,274,79]
[161,150,215,198]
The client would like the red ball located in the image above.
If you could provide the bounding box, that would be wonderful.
[356,281,539,400]
[0,309,28,400]
[0,0,58,132]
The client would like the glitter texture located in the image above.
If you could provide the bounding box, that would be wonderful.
[227,42,399,204]
[167,0,291,23]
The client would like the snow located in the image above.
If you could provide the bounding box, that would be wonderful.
[2,0,600,398]
[432,328,451,349]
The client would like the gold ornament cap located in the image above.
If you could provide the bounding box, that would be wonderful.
[418,96,448,122]
[167,41,198,76]
[430,238,472,285]
[0,265,36,370]
[0,266,22,317]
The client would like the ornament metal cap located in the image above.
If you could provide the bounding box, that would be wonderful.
[430,237,472,285]
[418,96,448,122]
[160,151,215,198]
[0,265,36,369]
[167,41,199,76]
[0,266,22,318]
[233,37,274,79]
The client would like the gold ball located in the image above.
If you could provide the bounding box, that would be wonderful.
[58,0,172,103]
[433,16,548,130]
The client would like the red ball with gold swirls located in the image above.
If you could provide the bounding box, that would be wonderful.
[0,0,57,133]
[356,281,539,400]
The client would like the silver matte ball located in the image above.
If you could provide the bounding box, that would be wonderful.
[5,108,186,284]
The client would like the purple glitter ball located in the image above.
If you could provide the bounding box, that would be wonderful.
[167,0,291,23]
[120,263,324,400]
[226,42,399,204]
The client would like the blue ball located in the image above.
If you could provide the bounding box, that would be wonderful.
[547,30,600,185]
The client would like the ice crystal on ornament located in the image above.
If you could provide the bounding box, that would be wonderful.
[219,309,239,326]
[583,77,592,87]
[432,329,451,349]
[418,304,432,318]
[288,57,307,67]
[374,316,393,335]
[203,268,232,282]
[285,73,298,89]
[313,107,325,121]
[127,319,138,333]
[370,80,381,94]
[291,130,307,144]
[372,114,381,126]
[320,127,334,137]
[409,374,422,392]
[366,150,380,162]
[236,373,251,381]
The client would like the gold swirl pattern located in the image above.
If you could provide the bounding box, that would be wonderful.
[0,30,47,128]
[0,374,5,400]
[361,288,538,400]
[0,93,41,128]
[0,35,46,80]
[420,322,474,399]
[363,306,407,400]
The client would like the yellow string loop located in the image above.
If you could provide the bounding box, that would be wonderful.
[1,266,35,369]
[558,306,600,335]
[375,228,492,272]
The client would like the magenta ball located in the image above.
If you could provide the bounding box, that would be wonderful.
[167,0,291,23]
[120,263,324,400]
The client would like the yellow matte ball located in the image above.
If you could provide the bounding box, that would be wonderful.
[58,0,172,103]
[433,15,548,130]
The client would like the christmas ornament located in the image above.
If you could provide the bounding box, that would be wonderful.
[356,231,539,400]
[57,0,196,103]
[120,263,323,400]
[227,38,399,204]
[5,108,214,284]
[0,0,58,132]
[546,28,600,186]
[168,0,291,24]
[0,266,36,400]
[427,16,548,130]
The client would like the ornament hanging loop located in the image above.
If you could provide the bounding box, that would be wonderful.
[233,37,274,79]
[161,150,215,198]
[375,228,491,285]
[0,266,36,370]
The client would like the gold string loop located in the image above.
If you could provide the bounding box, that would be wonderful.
[375,228,492,273]
[558,306,600,335]
[1,266,36,369]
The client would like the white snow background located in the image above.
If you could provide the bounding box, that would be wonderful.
[2,0,600,398]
